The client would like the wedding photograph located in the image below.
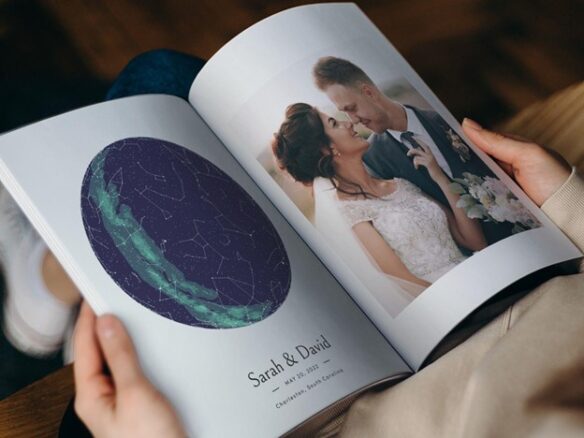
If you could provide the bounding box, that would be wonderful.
[230,43,541,315]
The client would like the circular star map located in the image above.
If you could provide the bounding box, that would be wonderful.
[81,137,291,329]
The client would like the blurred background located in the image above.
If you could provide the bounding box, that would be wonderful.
[1,0,582,133]
[0,0,582,399]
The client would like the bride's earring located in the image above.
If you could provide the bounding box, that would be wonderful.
[332,148,341,158]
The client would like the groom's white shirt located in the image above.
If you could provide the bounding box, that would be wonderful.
[386,106,453,179]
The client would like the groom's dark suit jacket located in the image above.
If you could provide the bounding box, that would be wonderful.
[363,105,513,244]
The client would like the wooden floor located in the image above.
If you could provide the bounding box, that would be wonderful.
[0,0,582,126]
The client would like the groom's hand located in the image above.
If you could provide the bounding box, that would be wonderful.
[462,118,571,206]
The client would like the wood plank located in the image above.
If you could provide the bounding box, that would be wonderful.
[364,0,500,52]
[497,39,582,93]
[0,365,74,438]
[482,67,545,113]
[39,0,141,79]
[35,0,582,124]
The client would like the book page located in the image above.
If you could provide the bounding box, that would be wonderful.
[0,95,409,437]
[189,3,582,369]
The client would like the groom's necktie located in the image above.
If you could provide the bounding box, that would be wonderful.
[400,131,424,152]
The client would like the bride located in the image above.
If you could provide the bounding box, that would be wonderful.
[273,103,487,287]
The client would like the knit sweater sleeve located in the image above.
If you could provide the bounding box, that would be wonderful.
[541,168,584,252]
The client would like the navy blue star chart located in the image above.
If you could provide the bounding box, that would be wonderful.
[81,137,291,328]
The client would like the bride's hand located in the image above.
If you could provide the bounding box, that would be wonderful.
[407,143,446,182]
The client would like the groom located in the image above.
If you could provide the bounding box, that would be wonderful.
[312,56,512,244]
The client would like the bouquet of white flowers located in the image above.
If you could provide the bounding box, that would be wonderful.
[449,173,540,233]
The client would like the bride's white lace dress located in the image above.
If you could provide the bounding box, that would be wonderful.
[337,178,467,283]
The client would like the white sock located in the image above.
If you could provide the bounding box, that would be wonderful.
[3,239,75,357]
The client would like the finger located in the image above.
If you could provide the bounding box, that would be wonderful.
[494,158,514,177]
[74,302,111,392]
[73,302,98,380]
[407,148,421,157]
[462,118,530,164]
[96,314,146,391]
[417,140,431,154]
[418,157,430,166]
[411,148,430,162]
[73,302,114,420]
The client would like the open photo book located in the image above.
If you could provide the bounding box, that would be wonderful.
[0,3,581,437]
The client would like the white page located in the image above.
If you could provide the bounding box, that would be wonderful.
[189,3,582,369]
[0,95,409,437]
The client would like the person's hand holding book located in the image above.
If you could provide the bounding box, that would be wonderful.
[74,302,186,438]
[462,118,571,206]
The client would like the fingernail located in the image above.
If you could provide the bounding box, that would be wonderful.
[97,316,117,339]
[463,118,482,131]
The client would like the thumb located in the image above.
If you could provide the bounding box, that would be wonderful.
[462,118,526,165]
[96,314,145,390]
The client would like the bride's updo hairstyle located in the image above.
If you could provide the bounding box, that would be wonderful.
[272,103,334,185]
[273,103,374,198]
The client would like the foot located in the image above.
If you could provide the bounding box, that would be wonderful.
[0,185,76,357]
